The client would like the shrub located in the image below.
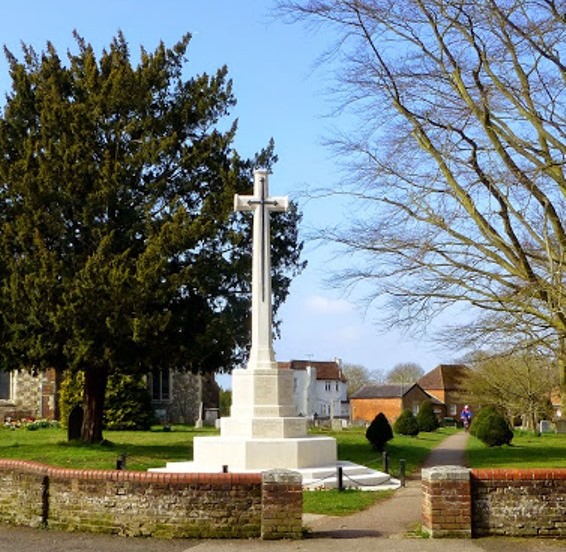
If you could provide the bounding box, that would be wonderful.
[394,409,420,436]
[416,401,440,432]
[470,406,513,447]
[59,371,155,430]
[365,412,394,451]
[104,374,156,430]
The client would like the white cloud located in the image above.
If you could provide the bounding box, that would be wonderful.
[305,294,353,315]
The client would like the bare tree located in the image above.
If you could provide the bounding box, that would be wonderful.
[343,362,385,396]
[386,362,424,385]
[277,0,566,404]
[464,351,558,433]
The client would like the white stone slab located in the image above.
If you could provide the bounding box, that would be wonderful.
[191,435,337,471]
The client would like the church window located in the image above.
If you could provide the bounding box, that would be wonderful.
[0,371,11,400]
[152,367,170,401]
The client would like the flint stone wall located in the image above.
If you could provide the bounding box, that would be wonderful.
[0,460,302,540]
[422,466,566,539]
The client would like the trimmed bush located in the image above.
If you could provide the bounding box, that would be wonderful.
[105,374,156,430]
[394,409,420,436]
[417,401,440,432]
[365,412,394,451]
[59,371,155,430]
[470,406,513,447]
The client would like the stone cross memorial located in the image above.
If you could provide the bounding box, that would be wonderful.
[189,169,336,471]
[233,169,288,371]
[150,169,395,489]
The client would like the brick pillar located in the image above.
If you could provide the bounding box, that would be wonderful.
[422,466,471,538]
[261,469,302,540]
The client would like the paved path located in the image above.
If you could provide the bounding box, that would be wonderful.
[0,431,565,551]
[303,430,471,539]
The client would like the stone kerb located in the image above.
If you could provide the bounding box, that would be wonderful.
[421,465,472,538]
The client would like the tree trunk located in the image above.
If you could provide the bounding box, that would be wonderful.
[560,357,565,419]
[81,366,107,443]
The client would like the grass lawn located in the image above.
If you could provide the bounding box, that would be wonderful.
[3,423,564,517]
[305,426,457,515]
[0,425,219,470]
[467,430,566,469]
[0,423,455,516]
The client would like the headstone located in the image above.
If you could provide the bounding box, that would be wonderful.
[539,420,553,434]
[195,401,204,429]
[331,418,343,431]
[555,419,566,434]
[67,405,83,441]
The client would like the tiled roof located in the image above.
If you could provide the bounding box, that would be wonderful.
[351,383,414,399]
[351,382,444,404]
[417,364,471,391]
[277,360,347,382]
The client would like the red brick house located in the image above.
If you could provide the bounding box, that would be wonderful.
[350,382,440,424]
[417,364,473,421]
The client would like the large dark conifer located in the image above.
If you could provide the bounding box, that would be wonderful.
[0,33,304,442]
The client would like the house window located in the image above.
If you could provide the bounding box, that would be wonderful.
[152,368,170,401]
[412,403,420,416]
[0,371,11,400]
[449,404,457,416]
[336,382,339,392]
[325,381,331,392]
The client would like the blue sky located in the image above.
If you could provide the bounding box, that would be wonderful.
[0,1,461,384]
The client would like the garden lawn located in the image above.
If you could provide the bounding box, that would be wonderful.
[467,431,566,469]
[0,424,455,516]
[304,426,457,515]
[0,425,218,470]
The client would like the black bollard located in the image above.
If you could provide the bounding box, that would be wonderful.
[337,466,344,491]
[382,451,389,474]
[400,459,406,487]
[116,452,127,470]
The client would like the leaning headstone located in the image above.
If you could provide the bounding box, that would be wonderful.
[67,405,83,441]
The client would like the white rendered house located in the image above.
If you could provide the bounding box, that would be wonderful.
[278,359,349,419]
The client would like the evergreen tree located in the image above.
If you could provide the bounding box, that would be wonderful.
[394,409,419,437]
[365,412,393,451]
[0,33,304,442]
[470,406,514,447]
[416,401,439,432]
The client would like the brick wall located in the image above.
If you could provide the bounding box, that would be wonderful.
[351,398,402,423]
[0,460,302,540]
[421,466,472,538]
[472,469,566,538]
[422,466,566,539]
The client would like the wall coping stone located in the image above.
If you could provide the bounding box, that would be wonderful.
[422,465,471,481]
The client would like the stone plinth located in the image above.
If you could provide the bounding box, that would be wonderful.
[193,435,337,471]
[227,368,300,425]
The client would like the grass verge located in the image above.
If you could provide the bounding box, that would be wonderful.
[0,425,218,470]
[467,430,566,469]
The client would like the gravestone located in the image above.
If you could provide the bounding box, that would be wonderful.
[67,405,83,441]
[539,420,553,434]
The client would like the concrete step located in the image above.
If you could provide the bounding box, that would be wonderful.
[150,460,400,491]
[299,461,400,491]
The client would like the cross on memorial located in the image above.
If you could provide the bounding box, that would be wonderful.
[234,169,288,369]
